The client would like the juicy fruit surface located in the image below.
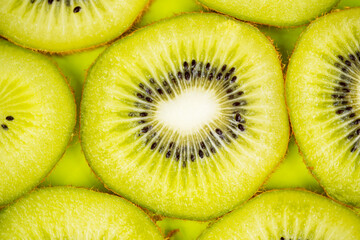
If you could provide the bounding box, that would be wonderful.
[0,0,149,53]
[286,8,360,208]
[0,39,76,206]
[0,187,163,240]
[198,190,360,239]
[81,13,289,220]
[197,0,339,27]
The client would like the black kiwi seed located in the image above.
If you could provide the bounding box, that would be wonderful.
[205,63,211,71]
[6,116,14,121]
[215,128,223,135]
[208,73,214,80]
[177,72,183,79]
[185,71,190,80]
[151,142,157,150]
[1,124,8,130]
[191,59,196,67]
[141,126,150,133]
[73,6,81,13]
[198,150,204,158]
[238,124,245,131]
[48,0,54,4]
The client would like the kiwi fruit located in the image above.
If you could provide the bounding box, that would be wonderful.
[198,189,360,239]
[0,187,163,239]
[197,0,339,27]
[0,0,149,53]
[0,39,76,207]
[286,8,360,208]
[80,12,289,220]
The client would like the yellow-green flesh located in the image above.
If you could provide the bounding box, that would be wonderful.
[0,0,149,53]
[286,8,360,208]
[197,0,339,27]
[0,187,163,239]
[198,190,360,239]
[0,39,76,206]
[81,13,289,220]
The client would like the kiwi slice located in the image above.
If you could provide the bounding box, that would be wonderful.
[197,0,339,27]
[286,8,360,208]
[0,39,76,206]
[0,187,163,239]
[0,0,149,53]
[198,190,360,239]
[80,13,289,220]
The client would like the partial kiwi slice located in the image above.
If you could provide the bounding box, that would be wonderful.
[198,190,360,239]
[0,0,149,53]
[81,13,289,220]
[197,0,339,27]
[0,39,76,206]
[0,187,163,239]
[286,8,360,208]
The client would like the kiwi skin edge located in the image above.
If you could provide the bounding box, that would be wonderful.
[0,0,154,56]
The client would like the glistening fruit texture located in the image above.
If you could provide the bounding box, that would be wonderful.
[1,0,360,239]
[80,13,289,221]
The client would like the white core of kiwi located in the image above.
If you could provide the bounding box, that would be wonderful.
[156,88,220,135]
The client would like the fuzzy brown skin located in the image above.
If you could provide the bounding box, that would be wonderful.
[0,0,154,55]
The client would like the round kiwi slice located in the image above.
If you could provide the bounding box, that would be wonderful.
[197,0,339,27]
[0,0,149,53]
[198,189,360,239]
[286,8,360,208]
[80,13,289,220]
[0,39,76,206]
[0,187,163,239]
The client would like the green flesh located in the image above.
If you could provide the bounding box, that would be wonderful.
[286,8,360,208]
[198,190,360,239]
[197,0,339,27]
[0,0,149,53]
[0,39,76,206]
[0,187,163,239]
[81,13,289,220]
